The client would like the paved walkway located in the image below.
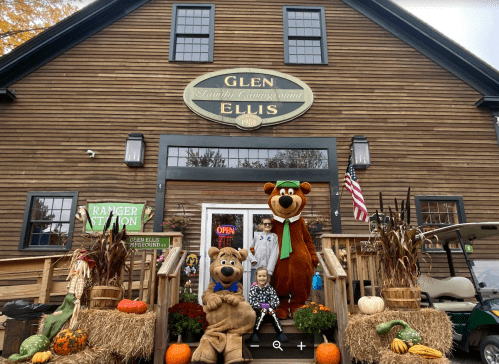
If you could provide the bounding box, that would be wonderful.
[449,348,482,363]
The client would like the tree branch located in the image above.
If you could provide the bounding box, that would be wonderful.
[0,27,48,39]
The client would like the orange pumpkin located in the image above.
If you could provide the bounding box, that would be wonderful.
[316,335,341,364]
[165,336,191,364]
[53,329,87,355]
[117,299,148,314]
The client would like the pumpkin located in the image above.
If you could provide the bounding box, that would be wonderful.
[376,319,422,346]
[117,299,148,314]
[358,296,385,315]
[390,338,408,354]
[31,351,51,364]
[408,345,443,359]
[165,335,191,364]
[53,329,87,355]
[316,334,340,364]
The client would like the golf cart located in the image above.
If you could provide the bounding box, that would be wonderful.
[417,222,499,364]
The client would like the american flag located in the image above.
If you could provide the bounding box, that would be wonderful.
[344,159,369,222]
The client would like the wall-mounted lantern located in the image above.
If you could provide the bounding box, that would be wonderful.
[350,135,370,169]
[124,133,146,167]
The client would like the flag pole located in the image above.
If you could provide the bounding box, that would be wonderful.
[334,154,351,217]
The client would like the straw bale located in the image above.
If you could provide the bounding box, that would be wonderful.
[0,347,120,364]
[379,350,451,364]
[37,308,156,361]
[345,308,453,363]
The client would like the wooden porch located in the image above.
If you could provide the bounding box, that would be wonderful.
[0,233,377,364]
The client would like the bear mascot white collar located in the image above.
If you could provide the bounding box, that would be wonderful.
[264,180,319,319]
[191,247,256,364]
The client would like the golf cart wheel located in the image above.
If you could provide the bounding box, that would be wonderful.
[480,335,499,364]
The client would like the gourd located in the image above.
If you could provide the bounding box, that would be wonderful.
[408,345,443,359]
[53,329,87,355]
[165,335,191,364]
[376,320,422,346]
[117,299,148,314]
[358,296,385,315]
[31,351,51,364]
[390,338,408,354]
[316,334,341,364]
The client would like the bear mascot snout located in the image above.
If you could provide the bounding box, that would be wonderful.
[265,180,319,319]
[191,247,256,364]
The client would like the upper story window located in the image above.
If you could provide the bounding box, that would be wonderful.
[19,191,78,251]
[283,6,328,65]
[167,147,328,169]
[415,195,466,252]
[169,4,215,62]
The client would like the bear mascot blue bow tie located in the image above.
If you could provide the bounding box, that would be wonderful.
[212,278,238,292]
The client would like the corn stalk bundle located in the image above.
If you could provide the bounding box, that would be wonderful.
[80,211,133,287]
[373,188,431,289]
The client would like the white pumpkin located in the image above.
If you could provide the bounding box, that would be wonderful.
[358,295,385,314]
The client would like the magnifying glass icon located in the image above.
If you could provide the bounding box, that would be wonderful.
[273,340,283,351]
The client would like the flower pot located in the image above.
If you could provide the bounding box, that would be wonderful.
[382,286,421,310]
[308,224,323,234]
[171,226,184,232]
[89,286,123,309]
[313,332,324,344]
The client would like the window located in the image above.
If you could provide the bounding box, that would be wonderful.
[19,192,78,251]
[415,196,466,252]
[167,147,328,169]
[283,6,327,65]
[169,4,215,62]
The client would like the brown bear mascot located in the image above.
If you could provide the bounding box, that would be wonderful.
[264,180,319,319]
[191,247,256,364]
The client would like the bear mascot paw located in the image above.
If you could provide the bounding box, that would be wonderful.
[264,181,319,319]
[191,247,256,364]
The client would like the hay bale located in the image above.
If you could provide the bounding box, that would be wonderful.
[379,350,451,364]
[37,308,156,361]
[345,308,453,363]
[0,347,120,364]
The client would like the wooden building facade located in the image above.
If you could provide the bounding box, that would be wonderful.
[1,0,499,296]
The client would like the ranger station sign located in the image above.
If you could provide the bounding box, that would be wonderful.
[183,68,314,130]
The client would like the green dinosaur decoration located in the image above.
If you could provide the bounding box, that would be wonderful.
[42,293,75,340]
[376,319,422,345]
[8,335,50,361]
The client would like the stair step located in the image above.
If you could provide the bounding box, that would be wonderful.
[260,319,301,334]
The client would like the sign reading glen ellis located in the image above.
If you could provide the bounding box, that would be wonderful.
[183,68,313,130]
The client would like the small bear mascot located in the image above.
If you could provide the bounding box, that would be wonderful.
[264,181,319,319]
[191,247,256,364]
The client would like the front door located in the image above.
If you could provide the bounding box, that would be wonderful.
[199,204,272,301]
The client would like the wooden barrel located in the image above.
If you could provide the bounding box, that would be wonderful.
[382,286,421,310]
[2,318,39,358]
[89,286,123,309]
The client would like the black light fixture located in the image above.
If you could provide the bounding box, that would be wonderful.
[350,135,370,169]
[124,133,146,167]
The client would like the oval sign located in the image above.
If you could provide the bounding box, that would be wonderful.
[183,68,313,130]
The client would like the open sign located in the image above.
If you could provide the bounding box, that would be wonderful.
[216,225,236,236]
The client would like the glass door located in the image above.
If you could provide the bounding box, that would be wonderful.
[200,204,271,300]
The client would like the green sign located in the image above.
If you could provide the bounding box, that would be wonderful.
[183,68,314,130]
[86,202,145,232]
[126,235,170,250]
[465,244,474,253]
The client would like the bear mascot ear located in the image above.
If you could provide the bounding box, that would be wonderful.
[264,182,276,195]
[237,249,248,262]
[208,247,220,260]
[300,182,311,195]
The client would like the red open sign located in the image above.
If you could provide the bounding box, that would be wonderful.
[216,225,236,236]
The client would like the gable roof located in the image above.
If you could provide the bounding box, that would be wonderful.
[1,0,499,98]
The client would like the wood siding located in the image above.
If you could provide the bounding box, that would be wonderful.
[1,0,498,283]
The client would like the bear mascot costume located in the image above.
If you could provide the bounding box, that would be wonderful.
[192,247,256,364]
[264,180,319,319]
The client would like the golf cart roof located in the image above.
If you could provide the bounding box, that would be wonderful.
[419,222,499,244]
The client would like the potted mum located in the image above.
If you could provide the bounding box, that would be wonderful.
[168,302,207,342]
[293,302,337,342]
[163,215,190,232]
